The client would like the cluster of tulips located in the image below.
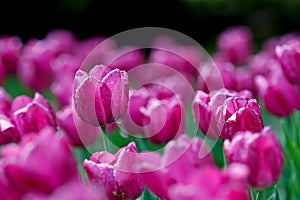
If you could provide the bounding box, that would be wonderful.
[0,25,299,200]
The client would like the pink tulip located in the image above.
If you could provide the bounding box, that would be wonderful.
[224,126,284,189]
[217,26,253,65]
[275,39,300,85]
[124,84,185,144]
[0,87,12,116]
[0,114,20,145]
[22,181,109,200]
[137,134,213,200]
[168,163,250,200]
[192,89,263,140]
[57,105,99,147]
[255,70,300,117]
[0,35,22,74]
[0,127,79,195]
[83,142,144,200]
[73,64,129,126]
[11,93,57,136]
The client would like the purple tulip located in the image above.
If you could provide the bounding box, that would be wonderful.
[11,93,57,136]
[0,114,20,145]
[0,127,79,195]
[0,87,12,116]
[0,35,22,74]
[168,163,250,200]
[73,64,129,126]
[255,70,300,117]
[275,39,300,85]
[217,26,253,65]
[224,126,284,189]
[83,142,144,200]
[137,134,214,199]
[57,105,99,147]
[192,89,263,140]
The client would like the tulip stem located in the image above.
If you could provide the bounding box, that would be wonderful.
[101,126,109,151]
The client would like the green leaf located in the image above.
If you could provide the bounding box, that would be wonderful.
[137,188,160,200]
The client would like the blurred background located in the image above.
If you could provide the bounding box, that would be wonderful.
[1,0,300,51]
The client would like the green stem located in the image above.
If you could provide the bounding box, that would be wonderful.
[101,126,109,151]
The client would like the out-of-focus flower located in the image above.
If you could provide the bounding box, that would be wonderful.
[192,89,263,140]
[11,93,57,136]
[44,29,77,54]
[0,87,12,116]
[57,105,99,147]
[217,26,253,65]
[275,39,300,85]
[123,84,185,144]
[73,64,129,126]
[106,46,145,72]
[83,142,144,200]
[137,134,213,199]
[0,35,23,74]
[22,180,109,200]
[148,36,202,86]
[168,163,250,200]
[255,70,300,117]
[0,127,79,196]
[0,114,20,145]
[224,126,284,189]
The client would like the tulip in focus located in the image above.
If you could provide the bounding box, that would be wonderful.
[83,142,144,200]
[11,93,57,136]
[223,126,284,189]
[0,87,12,116]
[73,64,129,126]
[0,114,20,145]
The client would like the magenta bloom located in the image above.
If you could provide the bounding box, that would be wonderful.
[0,114,20,145]
[217,26,253,65]
[0,127,78,195]
[137,134,214,200]
[192,89,263,140]
[224,126,284,189]
[73,65,129,126]
[124,84,185,144]
[168,163,250,200]
[255,70,300,117]
[83,142,144,200]
[11,93,57,136]
[275,39,300,85]
[0,87,12,116]
[0,35,22,74]
[57,105,98,147]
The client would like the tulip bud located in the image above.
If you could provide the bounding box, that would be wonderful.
[275,39,300,85]
[83,142,144,200]
[73,65,129,126]
[11,93,57,136]
[224,126,284,189]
